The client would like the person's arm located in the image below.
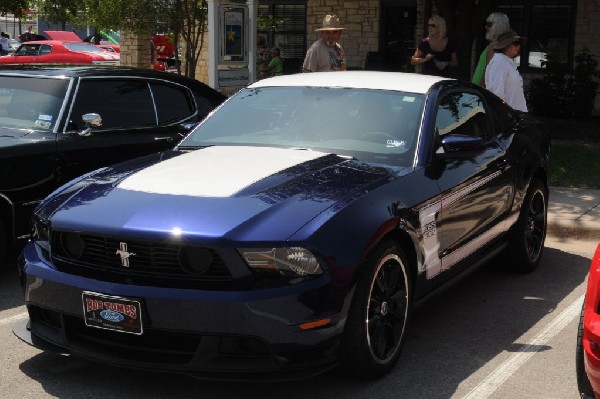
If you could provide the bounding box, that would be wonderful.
[449,51,458,68]
[302,43,317,72]
[410,47,433,65]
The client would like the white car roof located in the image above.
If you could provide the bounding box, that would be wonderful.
[249,71,452,94]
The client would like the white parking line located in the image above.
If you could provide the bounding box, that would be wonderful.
[463,295,585,399]
[0,312,28,326]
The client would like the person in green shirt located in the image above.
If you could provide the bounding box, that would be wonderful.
[472,12,510,86]
[268,47,284,76]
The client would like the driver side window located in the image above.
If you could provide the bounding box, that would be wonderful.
[435,92,488,139]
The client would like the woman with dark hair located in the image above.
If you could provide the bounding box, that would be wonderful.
[410,15,458,77]
[485,30,528,112]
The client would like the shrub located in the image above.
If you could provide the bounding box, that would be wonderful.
[527,48,600,116]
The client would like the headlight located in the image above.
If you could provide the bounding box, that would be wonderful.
[31,216,52,256]
[239,247,323,276]
[31,216,50,243]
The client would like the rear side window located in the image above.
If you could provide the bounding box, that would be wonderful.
[150,82,194,124]
[69,79,156,130]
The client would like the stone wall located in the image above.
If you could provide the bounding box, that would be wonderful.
[186,31,210,84]
[119,31,153,69]
[305,0,379,70]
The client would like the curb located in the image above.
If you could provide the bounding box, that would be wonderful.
[547,222,600,241]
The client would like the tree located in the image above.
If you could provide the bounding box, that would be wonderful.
[171,0,208,79]
[78,0,207,79]
[0,0,33,34]
[432,0,501,81]
[38,0,80,31]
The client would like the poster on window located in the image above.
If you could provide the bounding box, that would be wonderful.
[224,10,243,57]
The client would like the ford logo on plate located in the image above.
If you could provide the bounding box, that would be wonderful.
[100,310,125,323]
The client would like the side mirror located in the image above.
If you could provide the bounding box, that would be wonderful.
[437,134,486,158]
[178,122,199,135]
[79,113,102,137]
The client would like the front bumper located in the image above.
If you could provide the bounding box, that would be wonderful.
[17,243,350,381]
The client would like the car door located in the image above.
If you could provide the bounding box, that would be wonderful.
[429,89,513,275]
[55,77,196,185]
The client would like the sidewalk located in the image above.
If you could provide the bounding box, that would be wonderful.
[547,186,600,240]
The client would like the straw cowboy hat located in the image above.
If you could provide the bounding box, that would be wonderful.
[316,15,345,31]
[493,29,527,50]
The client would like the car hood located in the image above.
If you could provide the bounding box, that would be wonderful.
[44,30,82,42]
[0,126,52,144]
[40,146,402,241]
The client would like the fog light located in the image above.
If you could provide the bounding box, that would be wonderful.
[61,233,84,259]
[179,247,212,274]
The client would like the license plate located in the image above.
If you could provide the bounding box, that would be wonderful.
[82,291,143,335]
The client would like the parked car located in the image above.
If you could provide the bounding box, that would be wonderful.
[8,38,20,53]
[0,31,119,65]
[0,65,226,262]
[577,244,600,398]
[14,71,550,381]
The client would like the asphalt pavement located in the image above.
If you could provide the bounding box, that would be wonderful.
[548,186,600,241]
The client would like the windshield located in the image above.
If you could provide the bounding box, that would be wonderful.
[0,76,69,131]
[179,86,425,166]
[64,42,104,53]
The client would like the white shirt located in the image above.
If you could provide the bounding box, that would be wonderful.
[485,53,528,112]
[0,36,8,51]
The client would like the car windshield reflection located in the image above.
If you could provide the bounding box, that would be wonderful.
[179,86,424,166]
[0,76,69,131]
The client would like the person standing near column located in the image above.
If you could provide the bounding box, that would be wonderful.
[302,14,346,72]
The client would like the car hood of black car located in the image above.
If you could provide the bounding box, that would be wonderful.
[41,146,405,241]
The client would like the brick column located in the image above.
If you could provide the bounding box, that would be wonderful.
[119,30,153,69]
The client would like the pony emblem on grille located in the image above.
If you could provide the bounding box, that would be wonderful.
[116,242,136,267]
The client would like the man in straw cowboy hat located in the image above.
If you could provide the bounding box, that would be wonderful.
[302,14,346,72]
[485,29,528,112]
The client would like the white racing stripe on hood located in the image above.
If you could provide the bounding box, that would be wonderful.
[118,146,329,197]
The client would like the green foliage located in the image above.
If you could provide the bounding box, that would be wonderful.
[257,15,288,32]
[77,0,162,34]
[38,0,80,30]
[527,48,600,117]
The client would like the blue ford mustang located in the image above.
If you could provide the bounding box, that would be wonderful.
[14,72,551,381]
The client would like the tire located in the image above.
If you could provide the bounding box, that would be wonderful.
[341,239,412,379]
[576,300,596,398]
[509,179,548,273]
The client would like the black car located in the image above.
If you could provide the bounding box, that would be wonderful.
[0,65,226,261]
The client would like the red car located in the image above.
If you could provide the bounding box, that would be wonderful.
[577,244,600,398]
[0,31,119,65]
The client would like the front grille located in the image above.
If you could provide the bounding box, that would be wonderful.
[51,232,232,287]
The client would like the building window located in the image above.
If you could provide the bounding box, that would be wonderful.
[258,2,307,75]
[498,1,576,70]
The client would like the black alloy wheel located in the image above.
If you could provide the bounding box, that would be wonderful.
[341,239,412,378]
[509,179,548,273]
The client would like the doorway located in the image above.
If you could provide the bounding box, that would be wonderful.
[366,3,416,72]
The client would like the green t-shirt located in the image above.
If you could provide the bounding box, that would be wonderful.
[471,45,489,86]
[268,56,284,76]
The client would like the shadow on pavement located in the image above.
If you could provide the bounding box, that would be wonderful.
[15,246,590,398]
